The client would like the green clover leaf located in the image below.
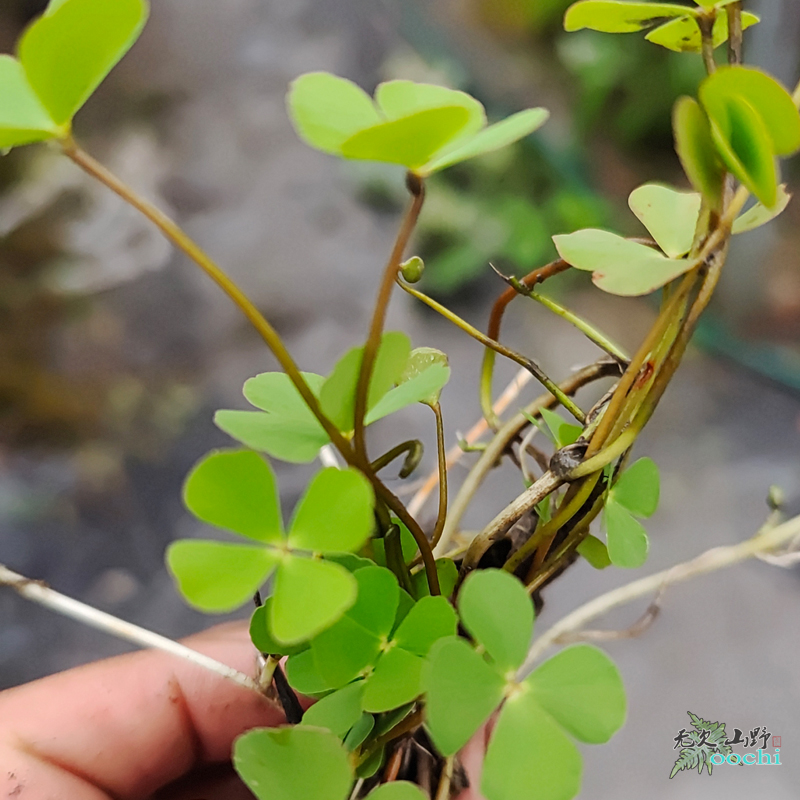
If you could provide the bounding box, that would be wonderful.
[167,449,374,644]
[287,72,549,176]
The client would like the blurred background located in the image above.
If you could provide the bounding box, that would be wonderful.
[1,0,799,795]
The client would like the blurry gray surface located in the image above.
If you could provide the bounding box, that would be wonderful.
[0,0,799,796]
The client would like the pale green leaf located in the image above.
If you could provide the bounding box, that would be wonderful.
[553,229,692,296]
[233,727,352,800]
[628,183,701,258]
[0,55,60,149]
[422,108,550,175]
[367,782,428,800]
[302,681,365,737]
[527,644,627,743]
[341,106,472,170]
[481,690,582,800]
[645,10,759,53]
[732,185,792,234]
[610,457,660,517]
[362,646,424,713]
[366,364,450,423]
[392,596,458,656]
[422,637,506,756]
[271,556,357,644]
[243,371,326,417]
[458,569,533,672]
[539,407,583,448]
[287,72,382,155]
[576,535,612,569]
[564,1,693,34]
[673,96,725,207]
[288,467,374,554]
[20,0,149,126]
[167,540,279,612]
[183,449,283,544]
[604,500,649,568]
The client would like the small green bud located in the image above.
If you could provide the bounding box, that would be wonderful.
[400,256,424,283]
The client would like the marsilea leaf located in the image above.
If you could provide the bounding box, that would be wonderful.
[564,1,693,34]
[604,499,649,568]
[673,96,726,207]
[645,9,759,53]
[732,185,792,234]
[628,183,701,259]
[0,55,60,149]
[553,229,693,296]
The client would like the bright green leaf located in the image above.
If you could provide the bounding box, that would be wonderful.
[706,93,778,208]
[324,552,376,574]
[0,55,60,149]
[673,96,725,206]
[244,372,326,416]
[645,10,759,53]
[302,681,365,737]
[392,589,416,634]
[233,726,352,800]
[367,782,428,800]
[610,457,660,517]
[340,566,400,638]
[458,570,534,673]
[271,556,357,644]
[362,646,424,713]
[700,66,800,156]
[422,637,506,756]
[344,712,374,751]
[167,540,279,612]
[20,0,149,126]
[553,229,692,296]
[250,602,307,656]
[393,596,458,656]
[287,72,382,155]
[422,108,550,175]
[214,410,330,464]
[288,467,374,554]
[539,407,583,448]
[527,645,627,744]
[481,690,582,800]
[412,558,458,599]
[564,1,693,34]
[604,500,649,568]
[576,535,612,569]
[341,106,472,170]
[732,185,792,234]
[628,183,701,259]
[183,449,283,544]
[374,703,415,736]
[285,649,336,695]
[320,332,411,432]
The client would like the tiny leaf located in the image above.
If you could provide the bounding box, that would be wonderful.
[732,185,792,234]
[610,457,660,517]
[539,407,583,448]
[0,55,60,149]
[628,183,701,259]
[233,727,352,800]
[576,535,612,569]
[553,229,692,296]
[673,96,725,206]
[645,10,759,53]
[604,500,649,568]
[564,1,693,34]
[344,712,374,750]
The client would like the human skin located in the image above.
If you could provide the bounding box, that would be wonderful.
[0,622,483,799]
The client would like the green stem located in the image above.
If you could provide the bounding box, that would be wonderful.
[61,138,356,465]
[398,281,586,423]
[429,402,448,551]
[353,174,425,461]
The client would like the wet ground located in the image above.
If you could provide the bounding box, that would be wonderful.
[0,0,799,796]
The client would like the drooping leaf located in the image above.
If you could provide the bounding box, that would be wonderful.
[183,449,283,544]
[356,745,385,779]
[707,92,778,208]
[553,229,692,296]
[458,570,534,673]
[422,637,506,757]
[362,646,424,713]
[628,184,701,258]
[576,535,612,570]
[564,1,693,34]
[0,55,60,149]
[288,467,374,554]
[167,540,279,612]
[320,332,411,432]
[287,72,382,155]
[700,66,800,156]
[302,680,365,737]
[539,407,583,448]
[367,782,428,800]
[233,726,352,800]
[344,712,374,750]
[374,703,415,736]
[214,410,330,464]
[421,108,550,175]
[19,0,149,126]
[673,97,725,206]
[392,596,458,656]
[604,500,649,568]
[250,602,308,656]
[645,10,760,53]
[732,185,792,234]
[411,558,458,599]
[271,556,357,644]
[610,457,660,517]
[341,106,472,170]
[527,645,627,744]
[481,689,582,800]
